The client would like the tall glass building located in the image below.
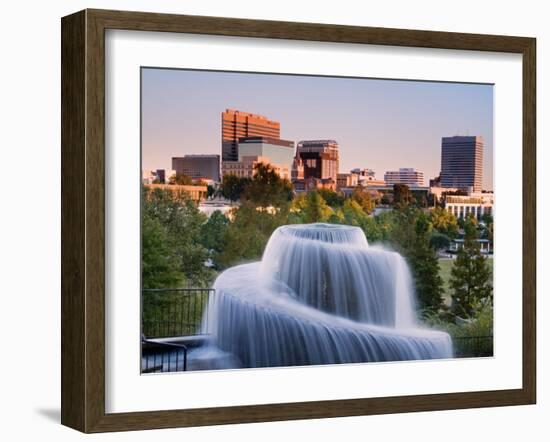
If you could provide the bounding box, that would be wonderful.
[237,137,295,171]
[440,136,484,193]
[172,155,220,182]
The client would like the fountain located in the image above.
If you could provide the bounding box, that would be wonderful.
[197,223,452,370]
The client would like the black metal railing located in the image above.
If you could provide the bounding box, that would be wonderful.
[142,288,214,339]
[141,337,189,373]
[453,335,493,358]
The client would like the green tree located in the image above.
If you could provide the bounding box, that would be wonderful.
[393,184,413,207]
[302,191,333,223]
[430,206,459,238]
[429,232,451,251]
[219,174,251,202]
[342,199,368,226]
[373,210,397,242]
[200,210,230,269]
[217,202,289,268]
[327,211,345,224]
[450,216,493,317]
[412,191,429,208]
[142,187,212,286]
[244,163,293,208]
[358,217,381,243]
[141,214,182,289]
[287,192,307,223]
[380,193,392,205]
[388,205,418,251]
[169,172,193,185]
[409,213,445,314]
[390,207,444,314]
[480,213,494,245]
[206,184,216,199]
[318,188,345,208]
[350,186,375,214]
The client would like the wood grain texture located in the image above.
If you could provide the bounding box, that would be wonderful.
[522,38,536,403]
[61,10,86,431]
[60,8,537,433]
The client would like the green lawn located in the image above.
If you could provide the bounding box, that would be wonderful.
[438,257,493,306]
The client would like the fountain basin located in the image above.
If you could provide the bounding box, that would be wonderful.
[207,263,453,368]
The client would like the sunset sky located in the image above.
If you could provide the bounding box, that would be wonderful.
[142,68,494,190]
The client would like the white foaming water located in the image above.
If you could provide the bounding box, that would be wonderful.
[201,223,452,369]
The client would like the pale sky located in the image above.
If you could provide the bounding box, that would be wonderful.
[142,68,493,190]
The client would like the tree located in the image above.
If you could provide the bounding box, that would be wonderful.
[361,216,385,243]
[327,210,345,224]
[243,163,293,208]
[200,210,230,269]
[430,206,459,238]
[449,216,493,317]
[206,184,216,199]
[169,172,193,185]
[219,174,251,202]
[372,210,397,243]
[388,205,418,252]
[216,202,289,269]
[342,199,368,226]
[389,207,444,314]
[142,187,213,286]
[393,184,413,207]
[290,192,307,212]
[429,232,451,251]
[412,191,428,208]
[409,212,445,314]
[350,186,375,214]
[380,193,392,205]
[141,214,182,289]
[480,213,494,245]
[318,188,345,208]
[442,189,468,197]
[302,191,333,223]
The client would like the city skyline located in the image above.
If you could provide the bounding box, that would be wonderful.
[142,68,494,190]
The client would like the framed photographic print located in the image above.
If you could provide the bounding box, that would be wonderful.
[61,9,536,433]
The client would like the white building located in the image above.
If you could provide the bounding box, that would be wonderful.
[445,193,494,219]
[384,168,424,186]
[450,238,492,254]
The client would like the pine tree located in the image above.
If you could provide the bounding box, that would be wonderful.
[450,216,492,317]
[408,212,444,314]
[391,207,444,314]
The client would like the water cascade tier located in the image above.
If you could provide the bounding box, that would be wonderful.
[203,223,452,369]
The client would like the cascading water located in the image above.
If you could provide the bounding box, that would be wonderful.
[198,223,452,369]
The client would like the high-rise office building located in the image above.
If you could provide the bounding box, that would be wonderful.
[172,154,221,182]
[295,140,340,183]
[237,136,294,170]
[384,168,425,186]
[440,136,484,193]
[221,109,280,161]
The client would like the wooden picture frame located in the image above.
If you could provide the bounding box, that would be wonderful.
[61,8,536,433]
